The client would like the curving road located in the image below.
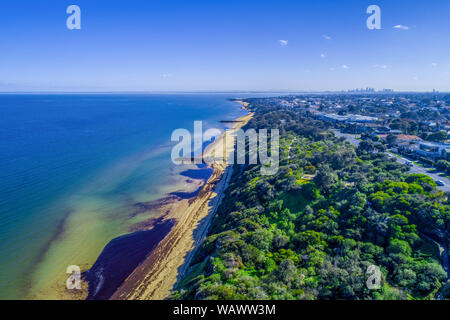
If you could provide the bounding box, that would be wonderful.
[333,130,450,192]
[386,152,450,192]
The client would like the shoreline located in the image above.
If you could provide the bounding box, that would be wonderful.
[106,102,253,300]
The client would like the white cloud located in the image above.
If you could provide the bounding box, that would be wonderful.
[320,53,326,58]
[322,35,332,40]
[373,64,388,70]
[431,62,438,67]
[342,65,349,69]
[279,40,288,46]
[393,24,409,30]
[161,73,172,79]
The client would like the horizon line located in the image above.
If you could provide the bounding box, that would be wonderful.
[0,89,448,95]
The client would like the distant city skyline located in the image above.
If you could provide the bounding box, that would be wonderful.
[1,0,450,92]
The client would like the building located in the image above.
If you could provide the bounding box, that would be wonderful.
[397,142,420,154]
[396,134,422,143]
[442,149,450,161]
[316,113,378,124]
[415,142,450,160]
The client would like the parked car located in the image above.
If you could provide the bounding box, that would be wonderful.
[405,161,414,167]
[435,180,445,186]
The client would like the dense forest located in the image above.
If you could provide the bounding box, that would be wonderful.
[173,99,450,300]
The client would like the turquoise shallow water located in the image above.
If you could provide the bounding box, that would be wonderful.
[0,93,248,299]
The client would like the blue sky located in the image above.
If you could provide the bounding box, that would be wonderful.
[1,0,450,92]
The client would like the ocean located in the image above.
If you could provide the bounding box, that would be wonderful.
[0,93,248,299]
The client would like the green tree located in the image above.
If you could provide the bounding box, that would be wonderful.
[427,131,448,142]
[313,164,338,193]
[387,134,398,146]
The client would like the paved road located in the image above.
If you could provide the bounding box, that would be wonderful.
[333,130,361,146]
[386,152,450,192]
[333,130,450,192]
[420,233,450,282]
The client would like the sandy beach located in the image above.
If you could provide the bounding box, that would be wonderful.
[109,105,253,300]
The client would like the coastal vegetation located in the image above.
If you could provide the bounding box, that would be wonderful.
[173,99,450,300]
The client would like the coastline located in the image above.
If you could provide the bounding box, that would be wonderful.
[107,102,253,300]
[0,95,250,300]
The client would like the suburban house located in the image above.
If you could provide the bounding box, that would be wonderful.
[396,134,423,143]
[397,142,420,155]
[415,142,450,160]
[377,134,422,144]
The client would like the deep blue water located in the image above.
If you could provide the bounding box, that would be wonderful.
[0,93,247,299]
